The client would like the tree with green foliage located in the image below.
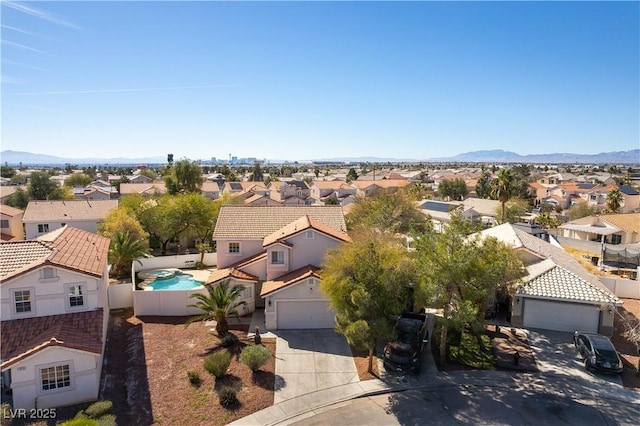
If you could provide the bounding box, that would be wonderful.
[321,229,414,372]
[4,187,29,209]
[99,208,149,242]
[475,171,492,199]
[28,171,71,200]
[493,198,529,224]
[163,159,203,194]
[346,168,359,183]
[567,203,597,220]
[438,178,468,201]
[64,173,93,187]
[605,189,624,213]
[0,165,16,178]
[490,169,515,224]
[249,162,264,182]
[177,193,218,263]
[413,211,523,363]
[108,231,149,279]
[345,190,427,233]
[535,212,561,229]
[185,280,247,336]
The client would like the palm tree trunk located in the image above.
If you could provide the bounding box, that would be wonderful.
[439,324,448,365]
[368,347,374,373]
[501,201,506,223]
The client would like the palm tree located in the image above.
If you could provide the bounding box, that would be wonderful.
[606,188,624,213]
[490,169,514,223]
[108,231,148,279]
[186,280,247,336]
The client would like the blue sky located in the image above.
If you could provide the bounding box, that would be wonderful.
[1,1,638,162]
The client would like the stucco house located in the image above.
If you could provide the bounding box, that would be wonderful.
[0,226,110,410]
[210,206,350,330]
[22,200,118,240]
[559,213,640,245]
[118,182,167,197]
[480,224,621,335]
[309,181,357,206]
[1,204,24,241]
[269,181,312,205]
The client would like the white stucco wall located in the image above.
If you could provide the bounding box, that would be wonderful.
[263,277,328,329]
[1,266,103,321]
[8,346,101,410]
[24,220,99,240]
[216,239,264,268]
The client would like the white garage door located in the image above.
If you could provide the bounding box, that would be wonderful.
[523,299,600,333]
[277,300,336,329]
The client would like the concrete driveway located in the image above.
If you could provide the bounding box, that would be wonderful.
[275,329,359,403]
[526,329,623,386]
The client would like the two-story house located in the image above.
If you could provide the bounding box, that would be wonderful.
[118,182,167,197]
[22,200,118,239]
[209,206,350,330]
[0,226,110,410]
[309,181,357,206]
[269,181,312,205]
[0,204,24,241]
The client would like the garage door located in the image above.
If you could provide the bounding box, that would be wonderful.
[276,300,336,329]
[522,299,600,333]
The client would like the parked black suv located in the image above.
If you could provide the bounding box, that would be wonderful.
[573,331,623,374]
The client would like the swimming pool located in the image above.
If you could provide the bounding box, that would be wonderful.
[146,274,204,291]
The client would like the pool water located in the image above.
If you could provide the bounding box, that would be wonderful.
[147,274,203,291]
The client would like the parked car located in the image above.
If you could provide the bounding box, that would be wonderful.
[383,312,429,374]
[573,332,624,374]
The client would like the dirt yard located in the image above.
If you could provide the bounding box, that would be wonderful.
[100,309,275,426]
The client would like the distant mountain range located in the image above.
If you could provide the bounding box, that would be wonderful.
[1,149,639,166]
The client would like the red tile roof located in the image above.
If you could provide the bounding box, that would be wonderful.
[0,226,110,281]
[205,252,265,284]
[0,204,23,217]
[263,215,352,247]
[1,309,104,369]
[261,265,322,296]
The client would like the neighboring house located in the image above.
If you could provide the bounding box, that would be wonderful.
[419,198,499,230]
[222,181,260,196]
[128,174,154,184]
[480,224,621,335]
[0,226,110,410]
[0,204,24,241]
[201,181,222,200]
[72,185,118,201]
[559,213,640,245]
[350,179,410,197]
[0,186,23,205]
[576,184,640,213]
[211,206,349,330]
[309,181,357,206]
[269,180,312,204]
[22,200,118,239]
[118,182,167,197]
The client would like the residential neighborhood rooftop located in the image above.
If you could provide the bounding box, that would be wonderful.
[22,199,118,222]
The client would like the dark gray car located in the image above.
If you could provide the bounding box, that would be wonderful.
[573,331,623,374]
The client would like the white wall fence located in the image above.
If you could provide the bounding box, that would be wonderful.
[134,253,217,272]
[133,287,208,317]
[108,282,134,309]
[600,277,640,300]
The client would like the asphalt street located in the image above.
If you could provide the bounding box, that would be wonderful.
[288,371,640,426]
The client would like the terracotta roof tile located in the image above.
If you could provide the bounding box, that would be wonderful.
[22,200,118,222]
[205,252,266,284]
[213,206,347,239]
[0,226,109,281]
[261,265,321,296]
[263,215,351,247]
[1,309,104,369]
[0,204,23,217]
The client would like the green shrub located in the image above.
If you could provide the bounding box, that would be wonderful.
[220,333,237,348]
[240,344,271,371]
[1,403,13,426]
[196,261,205,269]
[84,400,113,419]
[95,414,116,426]
[218,386,239,408]
[187,370,201,386]
[204,351,231,379]
[60,419,99,426]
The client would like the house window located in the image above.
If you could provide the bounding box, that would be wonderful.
[271,251,284,264]
[305,230,315,239]
[68,285,84,307]
[14,290,31,313]
[0,219,8,228]
[42,267,57,280]
[41,365,70,391]
[611,234,622,245]
[590,195,597,201]
[38,224,49,233]
[228,242,240,254]
[243,287,252,299]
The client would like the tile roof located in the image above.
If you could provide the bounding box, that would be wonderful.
[261,265,321,296]
[0,226,109,281]
[480,224,620,305]
[213,206,347,239]
[1,309,104,369]
[0,204,23,217]
[262,215,352,247]
[597,213,640,233]
[22,200,118,222]
[118,183,167,195]
[519,265,620,305]
[205,252,265,284]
